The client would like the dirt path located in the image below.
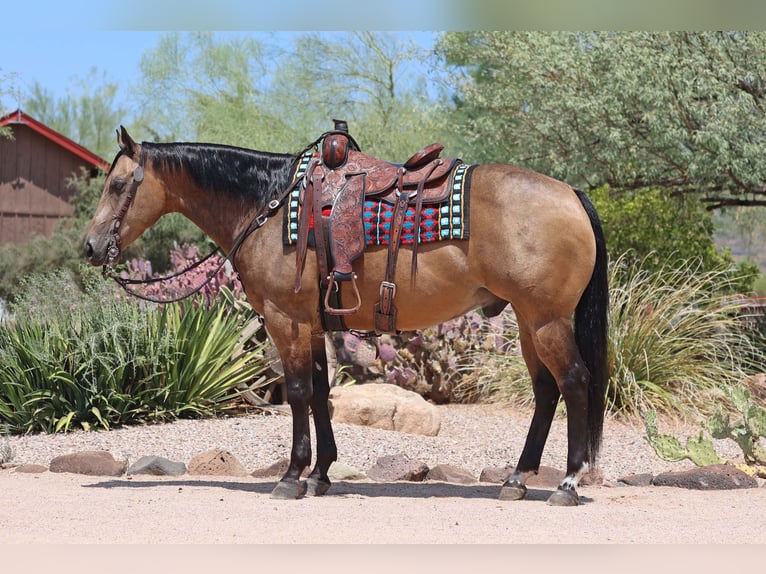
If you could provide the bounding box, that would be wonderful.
[2,468,765,544]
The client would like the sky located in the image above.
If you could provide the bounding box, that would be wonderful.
[5,0,766,120]
[0,30,438,117]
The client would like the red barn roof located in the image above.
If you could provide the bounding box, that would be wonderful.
[0,109,110,171]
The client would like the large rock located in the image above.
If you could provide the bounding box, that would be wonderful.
[328,383,441,436]
[127,456,186,476]
[652,464,759,490]
[367,453,429,482]
[49,451,126,476]
[187,449,248,476]
[426,464,476,484]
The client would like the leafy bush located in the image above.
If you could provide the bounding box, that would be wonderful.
[414,254,764,421]
[0,268,271,434]
[330,308,528,404]
[645,385,766,467]
[589,186,759,294]
[606,254,764,420]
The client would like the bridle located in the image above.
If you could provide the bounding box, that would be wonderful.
[100,149,303,304]
[105,160,144,266]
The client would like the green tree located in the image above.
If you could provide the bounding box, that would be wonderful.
[277,32,451,159]
[131,32,450,157]
[437,31,766,209]
[24,68,126,159]
[589,186,758,292]
[0,67,15,139]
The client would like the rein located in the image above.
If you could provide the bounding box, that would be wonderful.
[102,150,302,305]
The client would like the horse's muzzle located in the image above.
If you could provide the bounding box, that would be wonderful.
[84,237,107,266]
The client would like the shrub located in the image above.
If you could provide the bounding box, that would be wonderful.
[0,268,271,434]
[606,254,764,420]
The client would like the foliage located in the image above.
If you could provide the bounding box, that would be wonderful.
[606,254,764,420]
[117,243,244,304]
[645,385,766,466]
[707,386,766,464]
[130,31,452,159]
[644,410,723,466]
[0,225,88,302]
[24,68,127,159]
[588,185,759,293]
[437,31,766,208]
[0,269,271,434]
[330,308,528,404]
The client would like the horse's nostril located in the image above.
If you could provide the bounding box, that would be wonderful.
[84,241,94,260]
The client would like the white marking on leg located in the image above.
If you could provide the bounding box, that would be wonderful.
[561,463,589,490]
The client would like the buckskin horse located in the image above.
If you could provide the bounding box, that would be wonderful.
[83,125,608,506]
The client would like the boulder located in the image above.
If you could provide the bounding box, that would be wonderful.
[652,464,759,490]
[187,449,248,477]
[328,383,441,436]
[479,465,513,484]
[13,464,48,474]
[127,456,186,476]
[426,464,476,484]
[49,451,126,476]
[366,453,429,482]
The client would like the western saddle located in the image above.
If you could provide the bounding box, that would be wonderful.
[293,120,462,334]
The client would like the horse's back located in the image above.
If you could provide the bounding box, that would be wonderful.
[244,162,598,333]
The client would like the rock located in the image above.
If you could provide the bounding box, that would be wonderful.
[250,458,310,479]
[652,464,759,490]
[367,453,429,482]
[49,451,126,476]
[251,458,290,478]
[619,473,654,487]
[187,449,248,476]
[13,464,48,474]
[426,464,476,484]
[479,465,513,484]
[328,383,441,436]
[527,466,565,488]
[328,462,366,481]
[580,466,605,486]
[127,456,186,476]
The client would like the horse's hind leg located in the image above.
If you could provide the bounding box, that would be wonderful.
[304,334,338,496]
[532,317,591,506]
[500,324,561,501]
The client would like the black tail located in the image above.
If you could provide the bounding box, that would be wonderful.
[573,189,609,466]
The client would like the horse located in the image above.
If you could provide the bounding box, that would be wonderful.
[83,126,608,506]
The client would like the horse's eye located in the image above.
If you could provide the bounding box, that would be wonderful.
[111,178,127,193]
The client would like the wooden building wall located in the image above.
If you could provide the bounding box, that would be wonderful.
[0,123,91,245]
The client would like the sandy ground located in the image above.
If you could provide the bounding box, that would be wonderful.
[0,405,766,545]
[2,403,765,544]
[2,470,766,544]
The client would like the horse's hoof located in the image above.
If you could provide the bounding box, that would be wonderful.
[270,480,307,500]
[547,488,580,507]
[499,481,527,501]
[304,477,331,496]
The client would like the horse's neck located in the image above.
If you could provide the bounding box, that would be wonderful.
[164,174,259,255]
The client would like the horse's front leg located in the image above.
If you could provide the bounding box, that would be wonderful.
[304,333,337,496]
[267,319,315,500]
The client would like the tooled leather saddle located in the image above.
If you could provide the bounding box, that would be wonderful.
[292,120,464,334]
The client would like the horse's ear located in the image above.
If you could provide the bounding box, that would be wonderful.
[117,125,138,158]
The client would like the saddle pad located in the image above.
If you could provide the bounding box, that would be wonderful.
[283,162,474,246]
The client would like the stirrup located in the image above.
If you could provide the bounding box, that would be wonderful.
[323,273,362,315]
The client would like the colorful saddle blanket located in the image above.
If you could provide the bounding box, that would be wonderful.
[283,160,474,247]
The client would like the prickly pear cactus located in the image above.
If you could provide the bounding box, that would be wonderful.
[706,386,766,465]
[644,410,723,466]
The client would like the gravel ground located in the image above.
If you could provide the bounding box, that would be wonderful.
[2,403,750,481]
[3,403,766,545]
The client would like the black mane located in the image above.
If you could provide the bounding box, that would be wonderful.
[142,141,299,205]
